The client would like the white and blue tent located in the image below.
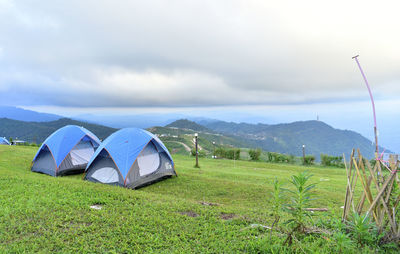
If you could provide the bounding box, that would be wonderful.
[31,125,101,176]
[0,137,10,145]
[84,128,176,189]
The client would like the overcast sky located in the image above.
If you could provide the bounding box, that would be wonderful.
[1,0,400,149]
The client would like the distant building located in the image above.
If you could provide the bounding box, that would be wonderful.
[12,140,28,146]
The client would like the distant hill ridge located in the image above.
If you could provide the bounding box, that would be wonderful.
[167,119,385,159]
[0,118,117,143]
[0,107,385,160]
[166,119,212,132]
[0,106,62,122]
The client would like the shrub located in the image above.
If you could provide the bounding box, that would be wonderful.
[347,213,382,247]
[303,155,315,165]
[190,149,206,157]
[369,159,377,168]
[215,147,240,160]
[332,232,354,253]
[320,154,344,167]
[270,177,284,236]
[226,148,240,160]
[249,149,261,161]
[285,171,316,233]
[267,152,296,163]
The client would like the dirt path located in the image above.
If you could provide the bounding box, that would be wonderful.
[191,139,203,150]
[170,141,191,152]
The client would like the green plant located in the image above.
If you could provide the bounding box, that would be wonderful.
[332,232,354,253]
[285,171,316,233]
[369,159,377,168]
[226,148,240,160]
[347,213,380,247]
[320,154,344,167]
[190,149,206,157]
[267,152,297,164]
[303,155,315,165]
[215,147,240,160]
[270,177,284,237]
[249,149,261,161]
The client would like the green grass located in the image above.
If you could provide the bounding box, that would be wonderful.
[0,146,396,253]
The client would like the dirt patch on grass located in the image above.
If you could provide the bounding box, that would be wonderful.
[199,201,220,206]
[90,204,103,210]
[178,211,199,217]
[220,213,238,220]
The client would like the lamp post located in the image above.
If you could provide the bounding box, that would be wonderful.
[195,133,199,167]
[212,141,216,159]
[302,145,306,164]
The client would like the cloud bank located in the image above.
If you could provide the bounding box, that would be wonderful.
[0,0,399,107]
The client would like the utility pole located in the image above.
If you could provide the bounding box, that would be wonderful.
[302,144,306,164]
[195,133,199,167]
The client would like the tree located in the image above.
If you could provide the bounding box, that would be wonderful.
[249,149,261,161]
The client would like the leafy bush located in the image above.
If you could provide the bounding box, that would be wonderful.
[248,149,261,161]
[215,147,240,160]
[347,213,382,247]
[285,171,316,233]
[320,154,344,167]
[190,149,206,157]
[369,158,377,168]
[303,155,315,165]
[267,152,296,163]
[332,232,354,253]
[270,177,284,235]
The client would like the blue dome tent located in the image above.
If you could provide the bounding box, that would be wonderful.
[31,125,101,176]
[0,137,10,145]
[84,128,176,189]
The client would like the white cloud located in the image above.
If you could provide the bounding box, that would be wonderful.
[0,0,399,107]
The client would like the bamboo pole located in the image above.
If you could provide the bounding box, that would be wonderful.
[353,157,378,222]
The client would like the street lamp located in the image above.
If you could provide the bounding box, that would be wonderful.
[302,144,306,164]
[194,133,199,167]
[212,141,216,159]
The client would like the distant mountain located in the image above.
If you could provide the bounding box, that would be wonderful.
[166,119,212,132]
[203,120,384,159]
[148,125,249,155]
[0,118,117,143]
[73,113,219,129]
[0,106,62,122]
[205,121,270,134]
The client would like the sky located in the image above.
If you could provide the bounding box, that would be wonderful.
[1,0,400,150]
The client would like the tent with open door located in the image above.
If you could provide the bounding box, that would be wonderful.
[0,137,10,145]
[31,125,101,176]
[84,128,176,189]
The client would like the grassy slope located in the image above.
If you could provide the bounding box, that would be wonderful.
[0,146,367,253]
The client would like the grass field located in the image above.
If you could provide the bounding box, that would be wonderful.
[0,146,397,253]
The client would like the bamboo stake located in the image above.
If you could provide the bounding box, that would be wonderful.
[343,153,350,220]
[343,150,356,220]
[347,149,357,218]
[365,172,397,218]
[353,157,378,222]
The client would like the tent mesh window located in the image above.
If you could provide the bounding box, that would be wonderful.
[125,141,174,188]
[85,149,124,186]
[138,142,160,176]
[58,140,96,175]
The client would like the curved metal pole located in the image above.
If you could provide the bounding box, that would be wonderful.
[352,55,379,155]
